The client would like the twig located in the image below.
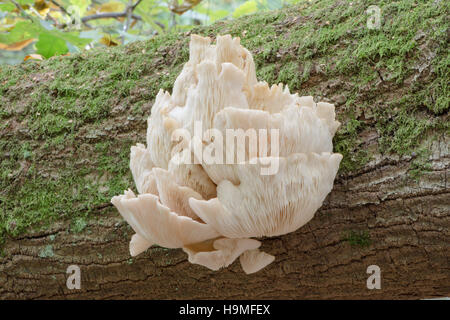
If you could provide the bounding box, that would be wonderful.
[50,0,69,15]
[132,0,143,10]
[9,0,33,21]
[79,0,163,33]
[124,0,133,32]
[153,20,165,30]
[122,0,133,43]
[82,12,142,23]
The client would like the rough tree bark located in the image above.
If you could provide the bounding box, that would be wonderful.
[0,1,448,299]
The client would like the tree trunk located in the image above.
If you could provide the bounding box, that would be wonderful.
[0,1,448,299]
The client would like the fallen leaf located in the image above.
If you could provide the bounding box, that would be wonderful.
[0,38,36,51]
[170,0,202,15]
[86,2,125,15]
[24,54,44,61]
[130,19,138,29]
[100,35,119,47]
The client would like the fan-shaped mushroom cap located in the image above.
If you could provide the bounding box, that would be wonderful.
[213,104,337,154]
[152,167,203,220]
[171,34,257,111]
[189,152,343,238]
[183,238,261,271]
[129,143,158,195]
[111,190,220,248]
[247,82,295,113]
[297,95,315,108]
[316,102,340,136]
[169,61,249,133]
[171,35,211,106]
[146,90,180,169]
[129,233,153,257]
[168,156,217,200]
[240,249,275,274]
[201,103,338,184]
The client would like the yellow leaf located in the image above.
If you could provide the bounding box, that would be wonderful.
[129,19,137,29]
[186,0,202,5]
[48,1,62,10]
[24,54,44,61]
[34,0,50,17]
[49,10,63,20]
[98,2,125,13]
[86,2,125,15]
[0,38,36,51]
[170,0,202,15]
[99,35,119,47]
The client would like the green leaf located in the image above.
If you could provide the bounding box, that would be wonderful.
[0,3,16,12]
[2,21,41,44]
[208,9,229,22]
[35,33,68,58]
[70,0,91,16]
[133,1,168,33]
[55,31,92,48]
[16,0,34,5]
[232,1,258,19]
[194,4,229,23]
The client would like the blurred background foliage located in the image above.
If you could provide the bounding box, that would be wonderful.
[0,0,303,64]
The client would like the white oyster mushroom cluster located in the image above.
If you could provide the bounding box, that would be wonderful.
[111,34,342,274]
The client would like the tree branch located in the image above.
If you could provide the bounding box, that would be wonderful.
[79,0,165,33]
[122,0,134,43]
[50,0,69,15]
[81,12,142,23]
[132,0,143,10]
[124,0,133,32]
[50,0,92,28]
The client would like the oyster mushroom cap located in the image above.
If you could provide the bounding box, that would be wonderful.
[183,238,261,271]
[111,190,220,248]
[152,167,203,220]
[146,90,180,169]
[316,102,341,136]
[129,143,158,195]
[212,104,338,155]
[201,103,338,185]
[168,152,217,200]
[169,60,249,132]
[247,82,295,113]
[240,249,275,274]
[129,233,153,257]
[189,153,343,238]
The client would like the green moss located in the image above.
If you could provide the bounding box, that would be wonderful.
[342,230,371,248]
[334,113,370,173]
[256,64,277,85]
[277,60,304,89]
[376,98,437,155]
